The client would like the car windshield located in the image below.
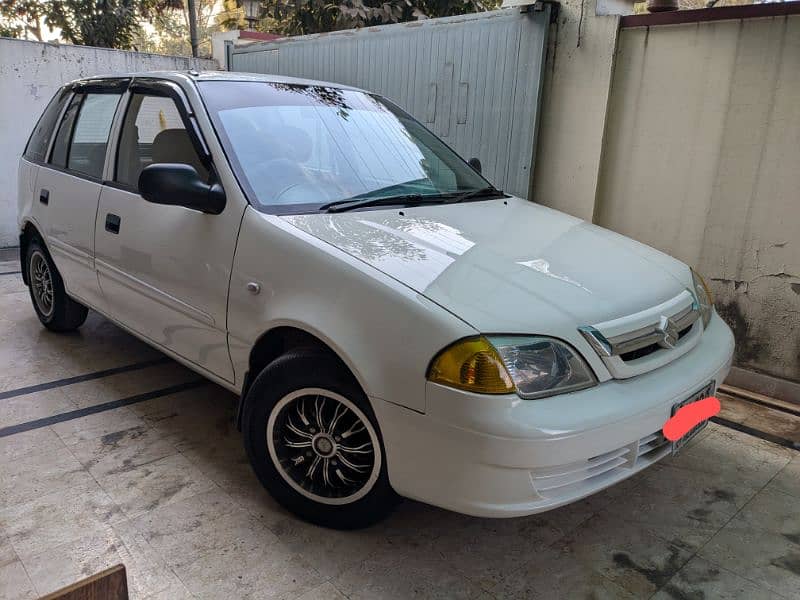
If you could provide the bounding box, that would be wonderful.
[199,81,491,214]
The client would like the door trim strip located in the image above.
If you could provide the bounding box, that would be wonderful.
[95,259,215,326]
[48,236,93,269]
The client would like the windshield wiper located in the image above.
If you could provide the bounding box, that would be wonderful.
[320,186,506,213]
[321,194,440,213]
[443,186,506,204]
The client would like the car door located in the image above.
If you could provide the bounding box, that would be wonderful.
[94,79,239,382]
[34,80,127,309]
[19,86,71,245]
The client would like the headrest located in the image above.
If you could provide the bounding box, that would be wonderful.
[152,128,205,176]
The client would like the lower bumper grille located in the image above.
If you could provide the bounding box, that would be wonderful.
[530,429,670,500]
[636,431,671,462]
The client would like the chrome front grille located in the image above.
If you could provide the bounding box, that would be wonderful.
[579,290,702,379]
[619,323,693,362]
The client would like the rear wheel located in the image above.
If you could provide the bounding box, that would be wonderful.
[25,237,88,332]
[242,351,397,529]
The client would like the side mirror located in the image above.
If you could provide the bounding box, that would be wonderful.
[138,164,226,215]
[468,157,482,174]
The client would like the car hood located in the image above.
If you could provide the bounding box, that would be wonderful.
[281,197,691,334]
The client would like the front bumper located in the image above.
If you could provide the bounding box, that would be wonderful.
[372,311,735,518]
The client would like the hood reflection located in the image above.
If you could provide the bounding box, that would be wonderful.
[282,197,687,330]
[516,258,592,294]
[285,213,465,291]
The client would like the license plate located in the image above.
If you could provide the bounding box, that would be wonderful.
[671,381,715,455]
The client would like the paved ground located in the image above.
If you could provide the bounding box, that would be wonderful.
[0,258,798,600]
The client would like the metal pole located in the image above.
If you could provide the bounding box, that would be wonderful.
[224,40,234,71]
[187,0,199,58]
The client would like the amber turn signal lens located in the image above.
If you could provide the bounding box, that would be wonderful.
[427,337,514,394]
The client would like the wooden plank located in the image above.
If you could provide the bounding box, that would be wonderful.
[716,393,800,450]
[621,2,800,29]
[38,564,128,600]
[719,384,800,417]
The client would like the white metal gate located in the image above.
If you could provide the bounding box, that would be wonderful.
[229,7,552,198]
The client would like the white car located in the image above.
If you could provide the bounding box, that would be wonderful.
[17,71,734,528]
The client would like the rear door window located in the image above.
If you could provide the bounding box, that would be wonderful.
[67,93,123,179]
[24,88,71,163]
[49,92,122,179]
[49,93,83,170]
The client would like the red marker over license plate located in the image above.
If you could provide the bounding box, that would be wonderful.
[662,396,721,442]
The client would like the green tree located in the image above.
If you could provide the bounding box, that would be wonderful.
[0,22,20,36]
[252,0,500,36]
[216,0,245,30]
[0,0,181,48]
[132,0,219,56]
[47,0,184,48]
[0,0,46,40]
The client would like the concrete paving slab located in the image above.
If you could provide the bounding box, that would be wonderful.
[0,481,124,561]
[652,555,783,600]
[0,559,37,600]
[0,445,94,507]
[699,485,800,598]
[771,454,800,499]
[0,271,797,599]
[332,549,485,600]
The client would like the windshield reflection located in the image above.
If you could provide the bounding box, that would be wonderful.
[200,81,488,214]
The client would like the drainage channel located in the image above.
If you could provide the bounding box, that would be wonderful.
[0,379,209,438]
[0,357,172,401]
[711,416,799,451]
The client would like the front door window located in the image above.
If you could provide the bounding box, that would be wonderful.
[115,93,209,188]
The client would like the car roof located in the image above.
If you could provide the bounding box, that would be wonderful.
[65,70,368,94]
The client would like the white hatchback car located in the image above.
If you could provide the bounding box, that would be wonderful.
[17,71,734,528]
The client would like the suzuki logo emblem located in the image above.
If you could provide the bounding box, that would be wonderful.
[657,316,680,349]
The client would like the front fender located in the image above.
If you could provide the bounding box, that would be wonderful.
[227,207,476,413]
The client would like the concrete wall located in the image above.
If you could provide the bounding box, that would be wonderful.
[0,38,216,248]
[593,16,800,383]
[211,29,240,69]
[531,0,620,218]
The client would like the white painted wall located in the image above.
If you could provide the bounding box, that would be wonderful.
[211,29,240,69]
[532,7,800,391]
[0,38,217,248]
[595,16,800,384]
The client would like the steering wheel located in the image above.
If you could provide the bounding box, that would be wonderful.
[245,158,323,204]
[273,181,330,205]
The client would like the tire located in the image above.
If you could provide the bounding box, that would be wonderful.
[25,236,88,332]
[242,351,398,529]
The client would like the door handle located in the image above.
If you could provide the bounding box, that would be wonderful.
[105,213,121,234]
[39,189,49,205]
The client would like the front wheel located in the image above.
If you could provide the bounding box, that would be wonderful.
[242,351,398,529]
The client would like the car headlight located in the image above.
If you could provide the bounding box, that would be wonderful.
[427,335,596,399]
[691,268,713,329]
